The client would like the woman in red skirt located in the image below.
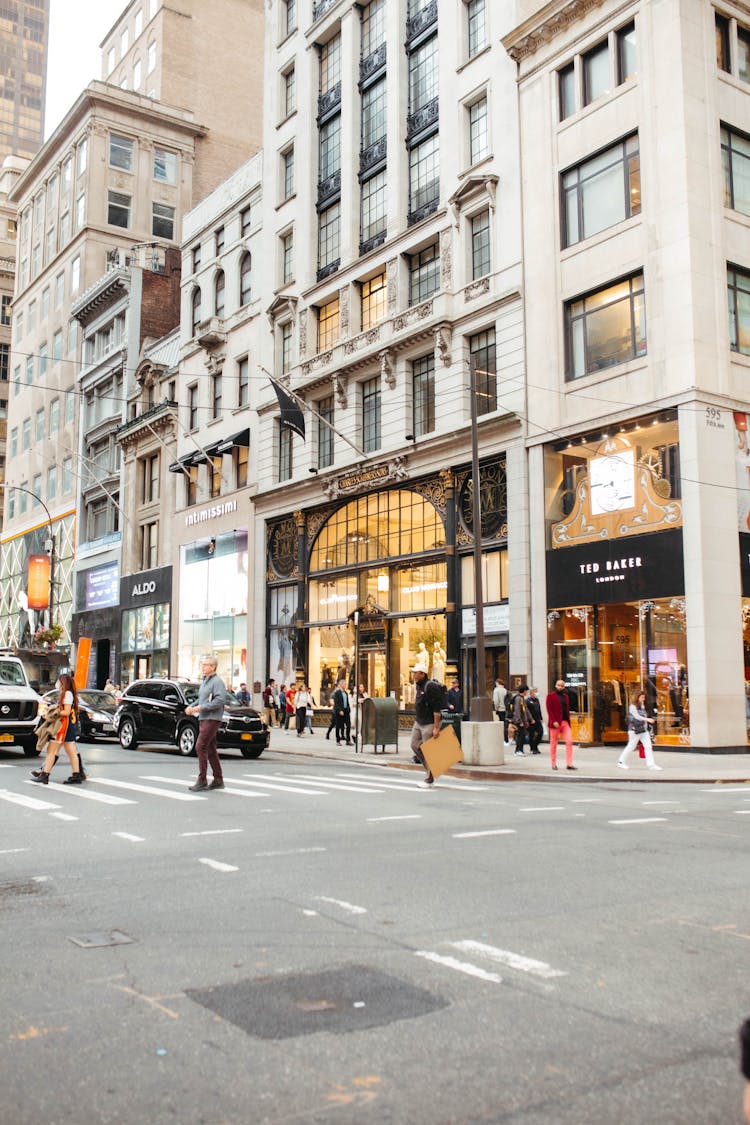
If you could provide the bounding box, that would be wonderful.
[32,672,85,785]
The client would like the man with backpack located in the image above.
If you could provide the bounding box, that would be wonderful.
[410,660,445,788]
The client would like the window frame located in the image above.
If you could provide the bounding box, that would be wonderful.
[565,271,647,380]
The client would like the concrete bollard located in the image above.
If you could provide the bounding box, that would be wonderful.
[460,721,505,766]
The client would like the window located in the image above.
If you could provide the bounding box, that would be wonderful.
[361,272,387,330]
[583,40,610,106]
[318,297,340,351]
[318,203,340,273]
[278,423,292,482]
[209,456,222,499]
[215,227,225,256]
[15,310,23,342]
[107,45,116,73]
[281,230,294,284]
[566,272,646,379]
[362,0,386,57]
[142,453,159,503]
[63,457,73,493]
[109,133,134,173]
[10,427,17,458]
[471,210,491,279]
[13,366,20,396]
[281,321,293,373]
[235,444,248,488]
[186,464,198,506]
[212,369,223,418]
[108,190,131,228]
[412,354,435,436]
[238,356,249,407]
[135,8,143,37]
[8,490,14,518]
[147,39,156,73]
[152,202,175,239]
[121,26,129,54]
[0,343,7,383]
[191,287,201,334]
[409,34,438,113]
[283,146,295,199]
[53,329,62,362]
[27,299,36,332]
[409,133,440,219]
[47,467,57,502]
[35,408,44,441]
[409,243,440,305]
[562,134,641,247]
[319,116,341,181]
[239,253,252,306]
[49,398,59,434]
[1,295,10,325]
[283,0,296,37]
[362,376,381,453]
[617,22,636,83]
[716,13,730,73]
[283,66,296,117]
[214,271,225,317]
[71,255,81,294]
[241,207,252,236]
[361,170,387,245]
[39,343,47,377]
[469,97,489,164]
[467,0,487,58]
[740,26,750,83]
[55,272,64,307]
[22,418,31,450]
[75,193,85,230]
[153,147,176,183]
[722,125,750,216]
[320,34,341,94]
[141,522,158,570]
[188,384,198,429]
[192,244,201,272]
[470,328,497,416]
[133,58,142,89]
[362,78,387,150]
[317,395,334,469]
[66,389,75,423]
[728,265,750,355]
[20,483,28,514]
[25,355,33,386]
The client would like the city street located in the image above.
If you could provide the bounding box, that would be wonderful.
[1,739,748,1124]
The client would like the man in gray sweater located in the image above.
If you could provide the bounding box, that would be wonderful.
[185,654,227,791]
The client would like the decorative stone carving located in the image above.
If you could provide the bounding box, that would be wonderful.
[204,351,225,374]
[464,278,491,302]
[298,314,307,358]
[380,349,395,389]
[394,300,432,332]
[386,258,399,316]
[293,510,306,533]
[333,372,348,409]
[340,285,350,336]
[413,475,448,517]
[504,0,604,61]
[440,228,453,290]
[433,324,451,367]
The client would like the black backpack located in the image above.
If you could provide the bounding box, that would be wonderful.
[427,678,448,712]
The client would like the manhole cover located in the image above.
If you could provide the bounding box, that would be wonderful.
[67,930,135,949]
[187,964,446,1039]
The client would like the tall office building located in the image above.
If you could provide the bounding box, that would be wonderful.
[0,0,50,163]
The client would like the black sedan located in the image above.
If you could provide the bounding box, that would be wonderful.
[42,689,118,741]
[113,678,269,758]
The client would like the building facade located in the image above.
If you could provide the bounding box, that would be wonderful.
[0,0,49,163]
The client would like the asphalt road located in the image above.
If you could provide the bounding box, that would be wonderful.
[1,739,748,1125]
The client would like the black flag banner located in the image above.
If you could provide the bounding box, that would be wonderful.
[269,377,306,440]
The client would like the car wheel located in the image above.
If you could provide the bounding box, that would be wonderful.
[119,717,138,750]
[177,724,197,756]
[240,745,264,759]
[21,738,41,758]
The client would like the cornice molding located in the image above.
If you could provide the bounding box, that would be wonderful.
[503,0,605,62]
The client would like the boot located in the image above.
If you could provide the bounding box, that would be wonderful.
[31,754,58,779]
[76,751,86,780]
[31,771,49,785]
[63,772,84,785]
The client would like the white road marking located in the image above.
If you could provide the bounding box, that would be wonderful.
[285,774,386,794]
[180,828,244,837]
[255,846,327,857]
[112,832,145,842]
[0,763,15,768]
[733,810,750,814]
[415,951,502,984]
[89,778,205,801]
[198,857,238,873]
[40,782,135,805]
[643,801,680,806]
[337,769,489,792]
[50,812,78,821]
[519,806,565,813]
[367,814,423,822]
[302,909,319,916]
[700,787,750,794]
[141,776,263,799]
[0,848,30,854]
[453,828,516,838]
[315,896,367,915]
[451,940,567,979]
[608,817,667,825]
[32,875,51,882]
[238,776,328,796]
[0,788,60,811]
[572,798,600,803]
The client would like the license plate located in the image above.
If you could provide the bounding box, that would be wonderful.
[241,733,253,741]
[0,733,14,742]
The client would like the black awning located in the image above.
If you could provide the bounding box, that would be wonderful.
[169,453,193,473]
[216,428,250,455]
[169,442,223,472]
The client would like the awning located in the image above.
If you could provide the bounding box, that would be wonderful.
[168,441,223,473]
[216,428,250,455]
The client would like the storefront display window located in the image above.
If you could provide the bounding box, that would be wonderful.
[269,584,297,689]
[460,550,508,603]
[310,489,445,569]
[178,530,248,685]
[121,603,170,684]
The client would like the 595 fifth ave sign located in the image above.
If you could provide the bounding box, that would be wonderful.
[546,529,684,607]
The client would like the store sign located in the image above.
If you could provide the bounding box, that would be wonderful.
[119,566,172,611]
[338,464,390,492]
[185,499,238,527]
[546,529,684,607]
[462,603,510,635]
[85,561,120,610]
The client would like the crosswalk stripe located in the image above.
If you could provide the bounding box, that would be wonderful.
[198,858,238,873]
[140,776,264,799]
[88,778,206,801]
[453,828,516,838]
[237,776,328,796]
[335,770,488,792]
[50,811,78,821]
[112,832,145,842]
[0,788,60,811]
[608,817,667,825]
[451,941,567,979]
[414,951,502,984]
[285,774,385,794]
[30,782,135,805]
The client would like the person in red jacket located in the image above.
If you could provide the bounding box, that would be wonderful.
[545,679,576,771]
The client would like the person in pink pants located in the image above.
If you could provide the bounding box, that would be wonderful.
[545,679,576,770]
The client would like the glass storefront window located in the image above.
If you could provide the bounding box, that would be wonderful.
[392,562,447,613]
[178,530,249,685]
[460,549,508,604]
[309,489,445,570]
[120,604,170,685]
[309,575,358,622]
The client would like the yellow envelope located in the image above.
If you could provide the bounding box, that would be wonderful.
[420,725,463,780]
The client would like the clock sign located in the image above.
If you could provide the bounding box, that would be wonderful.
[589,448,635,515]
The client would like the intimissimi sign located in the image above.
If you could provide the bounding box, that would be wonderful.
[185,499,238,527]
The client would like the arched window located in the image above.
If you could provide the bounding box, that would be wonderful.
[191,286,201,334]
[239,252,252,306]
[214,270,225,317]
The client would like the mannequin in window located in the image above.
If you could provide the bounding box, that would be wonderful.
[432,641,446,684]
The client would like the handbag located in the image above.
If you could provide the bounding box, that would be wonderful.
[630,718,647,734]
[507,721,518,739]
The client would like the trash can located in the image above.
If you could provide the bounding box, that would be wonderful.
[360,697,399,754]
[440,709,463,744]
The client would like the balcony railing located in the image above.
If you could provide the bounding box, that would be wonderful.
[407,96,439,143]
[406,0,437,47]
[313,0,338,21]
[317,170,341,210]
[317,81,341,124]
[360,42,386,86]
[359,137,387,179]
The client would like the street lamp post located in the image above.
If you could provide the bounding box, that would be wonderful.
[468,358,493,723]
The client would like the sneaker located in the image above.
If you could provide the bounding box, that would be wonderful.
[648,764,663,771]
[188,780,208,791]
[551,765,558,770]
[566,765,577,771]
[617,762,628,770]
[514,749,525,756]
[417,778,434,788]
[208,778,225,789]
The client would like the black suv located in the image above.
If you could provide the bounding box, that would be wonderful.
[114,678,269,758]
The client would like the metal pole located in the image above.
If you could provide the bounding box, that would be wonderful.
[469,358,492,722]
[353,610,360,752]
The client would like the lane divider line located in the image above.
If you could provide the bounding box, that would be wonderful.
[180,828,244,837]
[414,951,502,984]
[451,940,567,979]
[608,817,667,825]
[453,828,516,838]
[198,857,238,873]
[367,814,422,822]
[112,832,145,842]
[315,896,367,915]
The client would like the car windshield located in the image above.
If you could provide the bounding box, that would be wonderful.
[181,684,200,704]
[0,660,27,687]
[81,691,116,709]
[225,689,240,706]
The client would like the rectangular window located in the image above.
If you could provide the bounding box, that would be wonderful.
[0,294,10,325]
[10,427,18,458]
[55,272,64,307]
[53,329,62,362]
[362,0,386,57]
[47,466,57,501]
[152,202,175,239]
[740,26,750,83]
[25,355,33,385]
[318,298,340,351]
[147,39,157,73]
[76,194,85,229]
[319,115,341,181]
[470,328,497,416]
[238,356,249,407]
[318,203,340,272]
[45,226,56,262]
[135,8,143,37]
[409,133,440,218]
[562,134,641,248]
[723,125,750,216]
[141,522,158,570]
[215,226,225,255]
[0,342,8,382]
[362,78,387,150]
[409,34,438,113]
[41,287,49,321]
[39,343,47,377]
[121,26,129,54]
[362,376,381,453]
[278,423,292,482]
[616,21,637,83]
[471,210,491,279]
[210,456,222,498]
[728,265,750,355]
[188,384,198,429]
[235,445,248,489]
[59,210,70,246]
[27,299,36,332]
[15,310,23,342]
[71,256,81,294]
[49,398,59,434]
[469,97,489,164]
[109,133,133,172]
[281,322,293,373]
[211,370,223,419]
[282,230,294,284]
[467,0,487,58]
[153,147,176,183]
[412,354,435,436]
[317,395,334,470]
[566,272,646,379]
[32,475,41,502]
[283,147,295,199]
[582,40,610,106]
[283,66,296,117]
[186,464,198,506]
[62,156,72,190]
[241,207,252,236]
[66,389,75,423]
[192,244,201,272]
[716,13,730,73]
[409,242,440,305]
[361,272,387,330]
[142,453,159,502]
[283,0,296,37]
[22,417,31,450]
[361,171,387,244]
[35,408,44,441]
[63,457,73,493]
[320,34,341,94]
[108,190,131,228]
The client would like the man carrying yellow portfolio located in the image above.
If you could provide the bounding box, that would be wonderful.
[420,724,464,785]
[409,661,462,787]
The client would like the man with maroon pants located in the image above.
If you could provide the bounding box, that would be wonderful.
[186,655,227,790]
[545,679,576,771]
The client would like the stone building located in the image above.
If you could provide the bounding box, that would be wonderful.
[0,0,49,164]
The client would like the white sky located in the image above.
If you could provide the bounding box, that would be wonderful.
[45,0,126,138]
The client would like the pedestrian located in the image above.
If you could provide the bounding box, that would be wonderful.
[410,660,443,787]
[546,678,576,770]
[305,688,316,734]
[617,688,662,770]
[31,672,85,785]
[185,654,227,791]
[284,684,296,730]
[236,681,251,706]
[325,698,336,740]
[446,677,462,714]
[527,686,544,755]
[332,678,353,744]
[740,1018,750,1124]
[277,684,287,724]
[262,679,277,727]
[511,684,531,756]
[104,677,116,695]
[492,677,508,739]
[295,683,314,737]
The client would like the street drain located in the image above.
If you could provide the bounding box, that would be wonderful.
[67,930,135,949]
[187,964,446,1039]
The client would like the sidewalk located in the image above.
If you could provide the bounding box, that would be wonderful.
[266,726,750,784]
